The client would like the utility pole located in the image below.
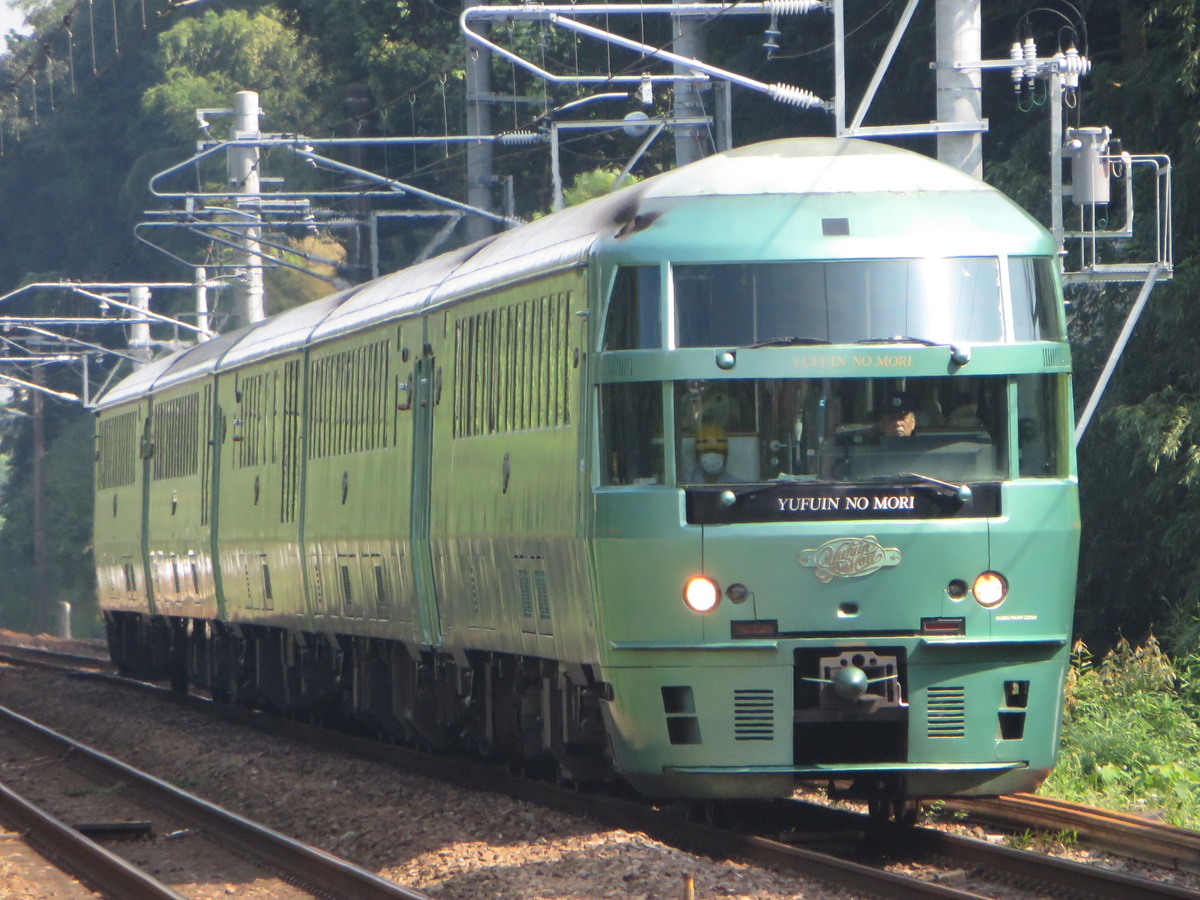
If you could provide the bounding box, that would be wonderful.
[343,84,373,283]
[464,0,495,244]
[129,285,153,366]
[31,367,45,635]
[672,0,708,166]
[935,0,983,176]
[230,91,265,325]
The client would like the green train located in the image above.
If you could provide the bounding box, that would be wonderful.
[96,138,1078,811]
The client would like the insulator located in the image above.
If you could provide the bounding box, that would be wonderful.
[1010,41,1023,94]
[639,75,653,106]
[763,27,781,54]
[497,131,543,145]
[764,0,821,16]
[1053,51,1067,84]
[767,83,825,109]
[1062,45,1090,89]
[1023,36,1038,88]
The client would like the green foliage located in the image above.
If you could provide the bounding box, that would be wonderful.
[1044,637,1200,827]
[561,168,640,208]
[0,411,98,637]
[264,233,348,314]
[141,8,323,140]
[1003,828,1077,852]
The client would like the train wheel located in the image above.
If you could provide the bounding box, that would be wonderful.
[866,780,915,826]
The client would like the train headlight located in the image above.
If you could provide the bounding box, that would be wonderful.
[683,576,720,613]
[973,571,1008,608]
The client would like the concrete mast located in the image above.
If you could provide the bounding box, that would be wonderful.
[935,0,982,177]
[464,0,495,243]
[672,0,708,166]
[230,91,266,325]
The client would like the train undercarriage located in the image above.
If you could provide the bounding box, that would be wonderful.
[103,610,613,785]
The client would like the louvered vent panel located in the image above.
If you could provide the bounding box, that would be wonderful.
[1043,347,1071,368]
[927,686,966,738]
[734,689,774,741]
[517,569,533,619]
[534,569,551,620]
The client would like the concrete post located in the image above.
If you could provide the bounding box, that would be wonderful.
[464,0,495,243]
[672,0,707,166]
[230,91,265,325]
[935,0,982,177]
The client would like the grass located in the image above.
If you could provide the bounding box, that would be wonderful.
[1040,636,1200,828]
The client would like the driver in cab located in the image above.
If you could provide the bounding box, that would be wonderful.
[873,391,918,438]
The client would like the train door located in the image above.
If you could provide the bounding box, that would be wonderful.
[409,347,442,645]
[138,406,157,615]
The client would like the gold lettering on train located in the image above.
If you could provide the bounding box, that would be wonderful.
[798,536,902,583]
[793,355,849,369]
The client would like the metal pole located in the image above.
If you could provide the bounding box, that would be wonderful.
[31,368,45,635]
[1074,266,1163,446]
[464,0,495,243]
[230,91,265,325]
[343,84,373,284]
[713,81,732,152]
[129,285,153,366]
[833,0,846,135]
[1049,70,1065,257]
[935,0,982,176]
[550,124,564,212]
[672,0,708,165]
[195,267,210,339]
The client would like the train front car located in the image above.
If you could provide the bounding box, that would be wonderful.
[588,139,1078,807]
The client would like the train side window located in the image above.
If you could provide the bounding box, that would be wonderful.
[604,266,661,350]
[1009,257,1065,341]
[675,380,761,484]
[1016,374,1068,477]
[599,383,663,485]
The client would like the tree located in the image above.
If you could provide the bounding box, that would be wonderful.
[141,7,323,142]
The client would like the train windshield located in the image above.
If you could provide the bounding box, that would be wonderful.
[597,374,1069,487]
[673,257,1063,347]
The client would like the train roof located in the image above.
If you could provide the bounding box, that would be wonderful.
[97,138,1046,408]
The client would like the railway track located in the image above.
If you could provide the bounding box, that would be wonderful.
[2,639,1198,900]
[944,793,1200,874]
[0,702,436,900]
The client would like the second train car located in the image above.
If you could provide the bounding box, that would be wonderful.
[95,138,1079,810]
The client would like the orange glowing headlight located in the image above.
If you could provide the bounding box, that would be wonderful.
[973,571,1008,608]
[683,576,720,613]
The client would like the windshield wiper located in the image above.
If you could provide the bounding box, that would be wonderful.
[855,336,971,366]
[745,336,831,348]
[867,471,973,502]
[856,335,941,346]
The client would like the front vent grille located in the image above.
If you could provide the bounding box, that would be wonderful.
[1043,346,1071,368]
[927,686,966,738]
[734,689,775,741]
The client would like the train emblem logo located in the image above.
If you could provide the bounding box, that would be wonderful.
[798,535,902,583]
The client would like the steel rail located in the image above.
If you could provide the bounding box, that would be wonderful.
[946,793,1200,874]
[7,645,1198,900]
[96,685,1194,900]
[0,704,438,900]
[0,645,113,672]
[890,820,1200,900]
[0,780,189,900]
[779,797,1200,900]
[0,658,992,900]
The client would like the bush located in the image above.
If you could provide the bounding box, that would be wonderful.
[1042,636,1200,827]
